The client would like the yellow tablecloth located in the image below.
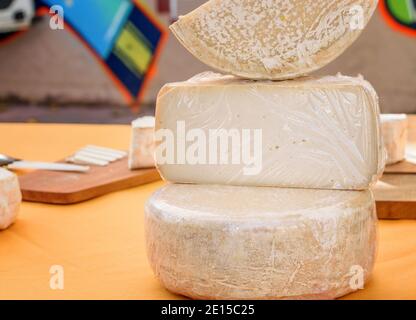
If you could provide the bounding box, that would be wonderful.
[0,123,415,300]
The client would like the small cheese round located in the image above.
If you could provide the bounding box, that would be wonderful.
[145,184,377,300]
[0,168,21,230]
[129,116,156,169]
[380,114,408,165]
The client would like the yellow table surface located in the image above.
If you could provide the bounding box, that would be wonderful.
[0,123,415,300]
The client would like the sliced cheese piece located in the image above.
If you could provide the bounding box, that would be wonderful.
[145,184,378,300]
[0,168,21,230]
[67,154,109,167]
[128,116,156,169]
[380,114,408,165]
[85,145,127,158]
[76,150,118,162]
[170,0,378,80]
[155,72,385,190]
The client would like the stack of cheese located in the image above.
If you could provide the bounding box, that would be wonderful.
[145,0,384,300]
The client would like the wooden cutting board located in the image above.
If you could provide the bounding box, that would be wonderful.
[374,174,416,219]
[18,158,160,204]
[374,119,416,219]
[384,160,416,174]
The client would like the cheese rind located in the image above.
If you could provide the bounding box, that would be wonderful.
[145,184,378,300]
[0,168,21,230]
[128,116,156,169]
[380,114,408,165]
[170,0,378,80]
[155,72,385,190]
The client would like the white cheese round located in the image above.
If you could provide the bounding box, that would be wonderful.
[129,116,156,169]
[145,184,377,300]
[380,114,408,165]
[0,168,21,230]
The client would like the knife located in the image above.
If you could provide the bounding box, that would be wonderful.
[0,154,89,173]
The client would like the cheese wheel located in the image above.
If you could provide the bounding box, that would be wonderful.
[170,0,378,80]
[380,114,408,165]
[0,168,21,230]
[145,184,378,300]
[155,72,385,190]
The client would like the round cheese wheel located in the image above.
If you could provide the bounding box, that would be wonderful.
[0,168,21,230]
[145,184,377,300]
[380,114,408,165]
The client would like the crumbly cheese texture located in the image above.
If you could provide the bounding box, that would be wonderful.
[170,0,378,80]
[380,114,408,165]
[155,72,385,190]
[128,116,156,169]
[0,168,21,230]
[145,184,378,300]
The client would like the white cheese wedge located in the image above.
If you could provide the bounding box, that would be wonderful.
[170,0,378,80]
[155,72,385,190]
[145,184,378,300]
[128,116,156,169]
[0,168,21,230]
[380,114,408,165]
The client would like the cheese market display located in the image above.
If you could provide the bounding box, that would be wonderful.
[145,184,377,300]
[146,0,382,300]
[170,0,378,80]
[380,114,408,165]
[0,168,21,230]
[129,116,156,169]
[155,72,384,190]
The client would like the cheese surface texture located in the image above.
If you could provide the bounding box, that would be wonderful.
[170,0,378,80]
[155,72,384,190]
[128,116,156,169]
[145,184,378,300]
[0,168,21,230]
[380,114,408,165]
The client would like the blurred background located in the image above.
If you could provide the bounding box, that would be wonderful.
[0,0,414,124]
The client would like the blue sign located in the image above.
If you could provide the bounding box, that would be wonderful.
[37,0,166,103]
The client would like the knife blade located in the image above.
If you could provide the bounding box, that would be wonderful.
[7,161,90,173]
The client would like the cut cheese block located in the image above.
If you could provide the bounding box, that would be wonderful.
[145,184,378,300]
[128,116,156,169]
[170,0,378,80]
[380,114,408,165]
[0,168,21,230]
[155,72,385,190]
